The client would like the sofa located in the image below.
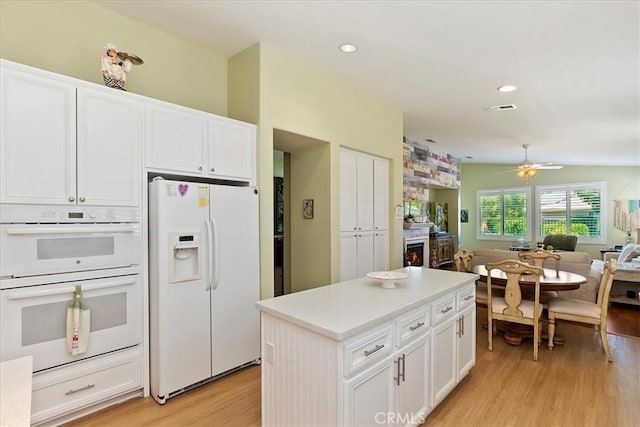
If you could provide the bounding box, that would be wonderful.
[541,234,578,251]
[470,248,601,303]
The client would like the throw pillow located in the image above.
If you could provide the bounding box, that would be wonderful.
[618,243,640,263]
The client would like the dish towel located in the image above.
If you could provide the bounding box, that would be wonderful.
[66,285,90,355]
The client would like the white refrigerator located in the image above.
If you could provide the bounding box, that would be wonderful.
[149,177,260,404]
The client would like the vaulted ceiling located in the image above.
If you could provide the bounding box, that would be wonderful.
[95,0,639,167]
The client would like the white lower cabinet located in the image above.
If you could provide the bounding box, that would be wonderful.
[345,330,430,427]
[259,280,475,427]
[340,231,374,281]
[345,356,397,426]
[432,284,476,407]
[30,346,142,426]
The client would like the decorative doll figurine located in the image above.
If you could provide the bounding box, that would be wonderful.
[101,42,143,91]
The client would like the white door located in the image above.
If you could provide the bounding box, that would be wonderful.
[431,317,457,406]
[209,185,260,376]
[340,149,358,232]
[357,231,374,277]
[145,103,206,174]
[374,230,389,272]
[149,179,211,399]
[457,306,476,380]
[356,155,374,231]
[344,357,396,426]
[397,335,431,427]
[373,158,389,231]
[207,117,255,181]
[0,66,76,205]
[340,232,358,281]
[77,87,142,206]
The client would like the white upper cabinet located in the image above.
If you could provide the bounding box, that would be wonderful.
[340,149,359,232]
[77,87,142,207]
[340,148,389,232]
[207,116,255,181]
[0,62,142,207]
[373,158,389,231]
[145,102,206,175]
[145,102,255,183]
[1,66,76,205]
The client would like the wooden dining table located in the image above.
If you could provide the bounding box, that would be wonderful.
[471,264,588,346]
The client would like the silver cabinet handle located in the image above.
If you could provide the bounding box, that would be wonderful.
[210,167,215,172]
[79,197,85,203]
[394,357,401,386]
[464,295,474,301]
[461,315,465,336]
[65,383,95,395]
[441,306,453,314]
[400,354,406,382]
[198,166,203,171]
[363,344,384,357]
[68,196,75,202]
[409,322,425,331]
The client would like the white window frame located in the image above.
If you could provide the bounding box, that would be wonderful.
[535,182,607,244]
[476,187,532,242]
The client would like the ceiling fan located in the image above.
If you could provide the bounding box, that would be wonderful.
[499,144,564,178]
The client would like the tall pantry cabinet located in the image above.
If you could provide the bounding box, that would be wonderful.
[340,148,389,281]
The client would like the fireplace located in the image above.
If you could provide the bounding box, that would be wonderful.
[403,232,429,267]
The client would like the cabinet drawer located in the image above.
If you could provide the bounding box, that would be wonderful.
[457,284,476,310]
[343,324,394,377]
[431,294,457,326]
[31,347,142,425]
[396,307,430,348]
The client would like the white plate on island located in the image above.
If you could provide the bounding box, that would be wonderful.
[366,271,409,289]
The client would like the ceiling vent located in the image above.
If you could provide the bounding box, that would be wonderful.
[488,104,518,111]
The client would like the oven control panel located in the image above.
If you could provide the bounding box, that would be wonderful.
[0,205,140,223]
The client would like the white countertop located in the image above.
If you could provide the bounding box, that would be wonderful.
[256,267,478,340]
[1,356,32,427]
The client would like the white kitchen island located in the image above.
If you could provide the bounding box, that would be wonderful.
[256,267,478,427]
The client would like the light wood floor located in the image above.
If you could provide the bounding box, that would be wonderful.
[67,307,640,427]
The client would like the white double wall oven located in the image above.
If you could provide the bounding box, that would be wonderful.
[0,205,142,373]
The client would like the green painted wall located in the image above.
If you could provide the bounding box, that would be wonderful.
[0,0,228,115]
[237,43,404,298]
[459,163,640,259]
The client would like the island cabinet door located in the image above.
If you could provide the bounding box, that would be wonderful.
[431,316,458,406]
[457,305,476,379]
[396,335,431,427]
[344,356,396,426]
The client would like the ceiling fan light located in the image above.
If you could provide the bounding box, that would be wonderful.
[529,169,537,177]
[517,170,525,178]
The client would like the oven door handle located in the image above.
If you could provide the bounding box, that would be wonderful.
[5,277,137,300]
[5,225,138,235]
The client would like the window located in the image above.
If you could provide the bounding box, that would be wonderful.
[477,187,531,240]
[536,182,606,243]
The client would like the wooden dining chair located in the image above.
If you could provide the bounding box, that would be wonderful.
[454,249,489,305]
[486,260,544,361]
[518,249,561,303]
[547,259,618,361]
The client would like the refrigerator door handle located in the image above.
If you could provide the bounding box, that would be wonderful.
[210,218,221,290]
[205,219,214,291]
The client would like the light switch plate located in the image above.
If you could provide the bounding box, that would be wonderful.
[395,206,403,220]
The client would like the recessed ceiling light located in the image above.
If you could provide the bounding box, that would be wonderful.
[339,44,357,53]
[497,85,517,93]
